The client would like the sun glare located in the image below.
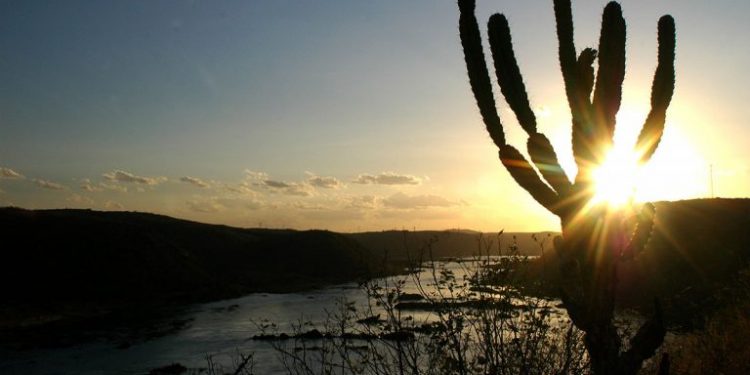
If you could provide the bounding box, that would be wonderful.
[591,146,640,208]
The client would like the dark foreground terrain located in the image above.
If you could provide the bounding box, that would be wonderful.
[524,198,750,329]
[0,207,541,336]
[2,198,749,347]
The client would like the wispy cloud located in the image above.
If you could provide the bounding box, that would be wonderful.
[306,173,343,189]
[80,178,128,193]
[0,167,24,179]
[263,180,291,189]
[33,179,66,190]
[291,201,327,210]
[382,192,458,209]
[80,179,103,192]
[180,176,209,188]
[103,170,166,185]
[267,181,313,196]
[225,182,255,195]
[244,170,314,196]
[353,172,421,185]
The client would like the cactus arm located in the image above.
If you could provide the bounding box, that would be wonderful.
[527,133,573,195]
[577,48,597,100]
[458,0,507,148]
[553,0,582,113]
[592,2,626,149]
[620,300,666,373]
[484,14,573,195]
[635,15,676,163]
[553,0,599,182]
[621,203,655,260]
[499,145,561,215]
[487,13,537,134]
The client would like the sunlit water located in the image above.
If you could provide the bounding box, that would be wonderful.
[0,258,556,374]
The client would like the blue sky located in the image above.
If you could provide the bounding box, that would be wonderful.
[1,0,749,231]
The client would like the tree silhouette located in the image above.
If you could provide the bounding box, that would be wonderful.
[457,0,675,373]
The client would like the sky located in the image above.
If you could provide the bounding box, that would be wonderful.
[1,0,749,232]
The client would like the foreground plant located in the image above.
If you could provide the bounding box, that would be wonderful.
[457,0,675,373]
[254,236,587,374]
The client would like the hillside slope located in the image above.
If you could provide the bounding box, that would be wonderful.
[0,208,376,310]
[347,230,555,261]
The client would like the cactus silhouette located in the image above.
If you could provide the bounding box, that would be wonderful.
[457,0,675,373]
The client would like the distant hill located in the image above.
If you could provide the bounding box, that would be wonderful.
[621,199,750,319]
[0,207,541,334]
[524,198,750,327]
[0,208,549,311]
[347,230,556,261]
[0,208,378,313]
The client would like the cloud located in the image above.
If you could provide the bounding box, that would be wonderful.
[306,173,343,189]
[287,184,314,196]
[382,192,458,209]
[250,177,313,197]
[0,167,24,179]
[244,170,269,181]
[80,178,128,193]
[100,182,128,193]
[348,195,379,209]
[103,170,166,185]
[180,176,209,188]
[80,179,103,192]
[242,170,312,196]
[353,172,421,185]
[33,179,66,190]
[263,179,291,189]
[291,201,327,210]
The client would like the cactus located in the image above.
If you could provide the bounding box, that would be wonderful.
[457,0,675,374]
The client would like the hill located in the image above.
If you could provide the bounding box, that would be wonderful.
[622,198,750,325]
[525,198,750,328]
[347,230,554,261]
[0,207,379,328]
[3,198,748,334]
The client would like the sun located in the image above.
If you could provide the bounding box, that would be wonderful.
[591,146,640,208]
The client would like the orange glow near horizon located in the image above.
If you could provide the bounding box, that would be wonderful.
[587,108,707,209]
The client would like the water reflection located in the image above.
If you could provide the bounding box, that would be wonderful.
[1,258,554,374]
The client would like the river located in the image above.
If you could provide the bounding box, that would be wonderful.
[1,257,557,374]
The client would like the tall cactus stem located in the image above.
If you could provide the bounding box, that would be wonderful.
[458,0,506,148]
[636,15,676,163]
[487,13,537,134]
[576,48,597,101]
[592,2,626,149]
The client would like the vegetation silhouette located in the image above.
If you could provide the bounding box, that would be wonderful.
[457,0,674,373]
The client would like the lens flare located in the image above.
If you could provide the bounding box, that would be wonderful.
[591,146,640,208]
